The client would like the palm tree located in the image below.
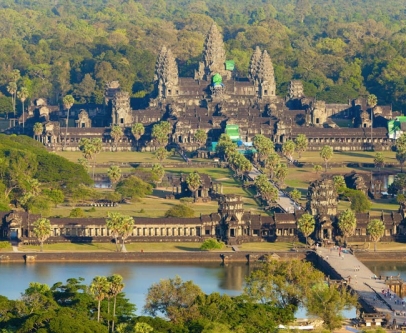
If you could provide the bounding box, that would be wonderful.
[63,95,75,149]
[89,276,109,322]
[320,145,333,172]
[108,274,124,333]
[186,172,201,199]
[17,87,29,133]
[119,215,134,252]
[367,218,385,252]
[194,129,208,148]
[367,94,378,145]
[107,165,122,185]
[7,82,17,117]
[106,212,122,252]
[110,124,124,151]
[338,209,357,247]
[151,164,165,185]
[297,213,315,247]
[32,218,52,252]
[131,123,145,150]
[33,122,43,141]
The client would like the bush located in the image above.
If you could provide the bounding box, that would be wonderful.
[139,208,145,213]
[179,197,194,205]
[115,176,153,201]
[164,204,195,218]
[69,208,85,218]
[200,238,224,251]
[86,207,96,212]
[0,241,9,250]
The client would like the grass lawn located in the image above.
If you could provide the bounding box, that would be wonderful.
[18,242,307,253]
[0,244,13,252]
[239,242,306,252]
[49,193,219,218]
[297,150,397,166]
[55,151,183,164]
[348,242,406,252]
[18,242,212,252]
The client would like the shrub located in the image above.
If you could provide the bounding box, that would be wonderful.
[179,197,194,205]
[86,207,96,212]
[200,238,224,251]
[139,208,145,213]
[69,208,85,218]
[164,204,195,218]
[0,241,9,250]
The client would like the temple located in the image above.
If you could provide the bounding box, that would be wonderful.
[6,23,394,153]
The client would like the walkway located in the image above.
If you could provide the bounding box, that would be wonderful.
[248,167,298,213]
[317,247,406,325]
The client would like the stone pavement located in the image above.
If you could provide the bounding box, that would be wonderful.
[317,246,406,326]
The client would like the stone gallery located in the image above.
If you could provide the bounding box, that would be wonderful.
[22,24,394,152]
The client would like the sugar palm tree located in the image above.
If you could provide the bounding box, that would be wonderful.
[89,276,109,322]
[367,94,378,144]
[119,214,134,252]
[186,171,201,199]
[367,218,385,252]
[17,87,29,133]
[32,218,51,252]
[7,82,17,117]
[63,95,75,149]
[131,123,145,150]
[297,213,315,247]
[110,124,123,151]
[108,274,124,333]
[107,165,122,185]
[33,122,43,141]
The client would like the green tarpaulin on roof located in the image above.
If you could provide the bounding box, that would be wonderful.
[225,60,235,71]
[212,73,222,84]
[225,124,240,142]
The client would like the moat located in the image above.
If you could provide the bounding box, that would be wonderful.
[2,260,400,317]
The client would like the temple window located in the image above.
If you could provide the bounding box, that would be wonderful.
[120,118,124,124]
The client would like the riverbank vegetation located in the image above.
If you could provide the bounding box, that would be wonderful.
[0,260,357,332]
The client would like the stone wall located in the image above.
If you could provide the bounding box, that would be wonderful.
[0,251,307,263]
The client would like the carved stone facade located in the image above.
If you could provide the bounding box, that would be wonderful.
[307,179,338,218]
[195,24,229,81]
[26,24,394,153]
[76,110,92,128]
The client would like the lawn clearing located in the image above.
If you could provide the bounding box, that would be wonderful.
[18,242,216,252]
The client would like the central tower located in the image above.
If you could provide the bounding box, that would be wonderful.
[195,24,230,81]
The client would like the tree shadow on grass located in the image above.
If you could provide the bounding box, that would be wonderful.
[175,246,202,251]
[338,152,374,159]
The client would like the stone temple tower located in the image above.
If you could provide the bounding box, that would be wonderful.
[104,81,133,127]
[218,194,245,243]
[155,46,179,100]
[195,24,230,81]
[249,46,262,82]
[306,179,338,241]
[256,50,276,100]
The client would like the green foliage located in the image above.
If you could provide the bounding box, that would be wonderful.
[0,241,9,250]
[43,189,65,207]
[200,239,224,251]
[338,209,357,244]
[297,213,315,246]
[253,134,274,161]
[144,276,204,323]
[294,134,308,159]
[289,188,301,201]
[69,208,85,218]
[343,188,371,213]
[32,217,51,252]
[244,259,324,309]
[165,204,195,218]
[154,147,169,162]
[282,140,296,161]
[367,219,385,251]
[306,283,358,331]
[320,145,333,171]
[179,197,194,205]
[333,175,347,193]
[115,176,153,201]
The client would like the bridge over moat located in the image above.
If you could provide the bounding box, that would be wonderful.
[316,247,406,327]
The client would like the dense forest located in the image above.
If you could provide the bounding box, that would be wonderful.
[0,0,406,112]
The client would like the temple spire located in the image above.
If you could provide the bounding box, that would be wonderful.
[249,46,262,81]
[162,49,178,86]
[195,24,229,81]
[155,46,167,82]
[257,50,276,98]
